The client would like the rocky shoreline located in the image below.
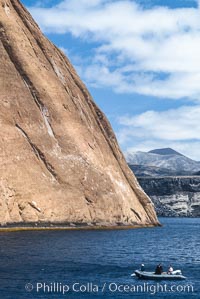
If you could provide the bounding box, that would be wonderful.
[0,222,160,232]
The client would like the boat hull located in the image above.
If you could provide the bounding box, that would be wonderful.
[134,270,186,280]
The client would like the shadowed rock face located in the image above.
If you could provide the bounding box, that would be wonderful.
[0,0,159,226]
[138,177,200,217]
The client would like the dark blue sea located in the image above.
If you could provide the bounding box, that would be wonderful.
[0,218,199,299]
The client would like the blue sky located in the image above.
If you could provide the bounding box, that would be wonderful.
[21,0,200,160]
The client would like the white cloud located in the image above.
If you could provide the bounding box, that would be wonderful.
[28,0,200,159]
[30,0,200,101]
[119,105,200,141]
[117,104,200,159]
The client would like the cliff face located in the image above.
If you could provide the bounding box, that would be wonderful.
[0,0,158,226]
[138,177,200,217]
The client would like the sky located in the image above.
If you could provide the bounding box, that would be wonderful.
[21,0,200,160]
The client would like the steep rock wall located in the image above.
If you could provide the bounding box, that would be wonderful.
[0,0,159,227]
[138,177,200,217]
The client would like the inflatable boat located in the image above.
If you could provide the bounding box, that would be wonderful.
[133,270,186,280]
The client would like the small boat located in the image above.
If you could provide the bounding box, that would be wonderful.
[134,270,186,280]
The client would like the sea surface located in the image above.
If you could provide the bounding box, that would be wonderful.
[0,218,199,299]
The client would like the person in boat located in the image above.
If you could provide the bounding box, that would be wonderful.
[167,265,173,275]
[140,264,145,271]
[155,263,163,275]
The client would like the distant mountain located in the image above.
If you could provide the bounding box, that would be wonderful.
[128,148,200,217]
[126,148,200,177]
[148,148,183,156]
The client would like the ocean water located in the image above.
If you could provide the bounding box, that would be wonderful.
[0,218,199,299]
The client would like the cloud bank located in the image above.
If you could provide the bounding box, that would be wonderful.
[118,105,200,159]
[30,0,200,101]
[29,0,200,159]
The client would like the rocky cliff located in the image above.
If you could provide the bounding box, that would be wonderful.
[0,0,159,227]
[138,177,200,217]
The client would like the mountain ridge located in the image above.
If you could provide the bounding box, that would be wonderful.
[148,148,184,156]
[126,148,200,177]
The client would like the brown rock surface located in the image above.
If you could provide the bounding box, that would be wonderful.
[0,0,159,227]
